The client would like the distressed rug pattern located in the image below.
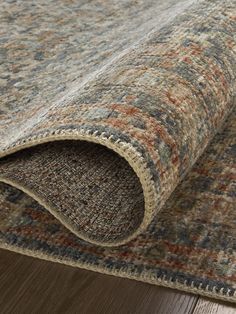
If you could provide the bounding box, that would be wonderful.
[0,0,236,302]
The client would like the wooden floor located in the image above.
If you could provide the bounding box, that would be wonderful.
[0,249,235,314]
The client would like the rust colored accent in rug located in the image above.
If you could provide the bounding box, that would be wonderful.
[0,0,235,303]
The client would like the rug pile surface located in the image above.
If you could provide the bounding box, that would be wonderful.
[0,0,236,302]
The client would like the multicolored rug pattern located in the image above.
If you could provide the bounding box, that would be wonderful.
[0,0,235,302]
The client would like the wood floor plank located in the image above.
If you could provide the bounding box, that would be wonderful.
[0,249,198,314]
[193,297,236,314]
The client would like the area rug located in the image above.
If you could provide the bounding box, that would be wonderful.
[0,0,236,303]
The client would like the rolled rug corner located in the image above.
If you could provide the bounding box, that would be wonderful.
[0,139,154,246]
